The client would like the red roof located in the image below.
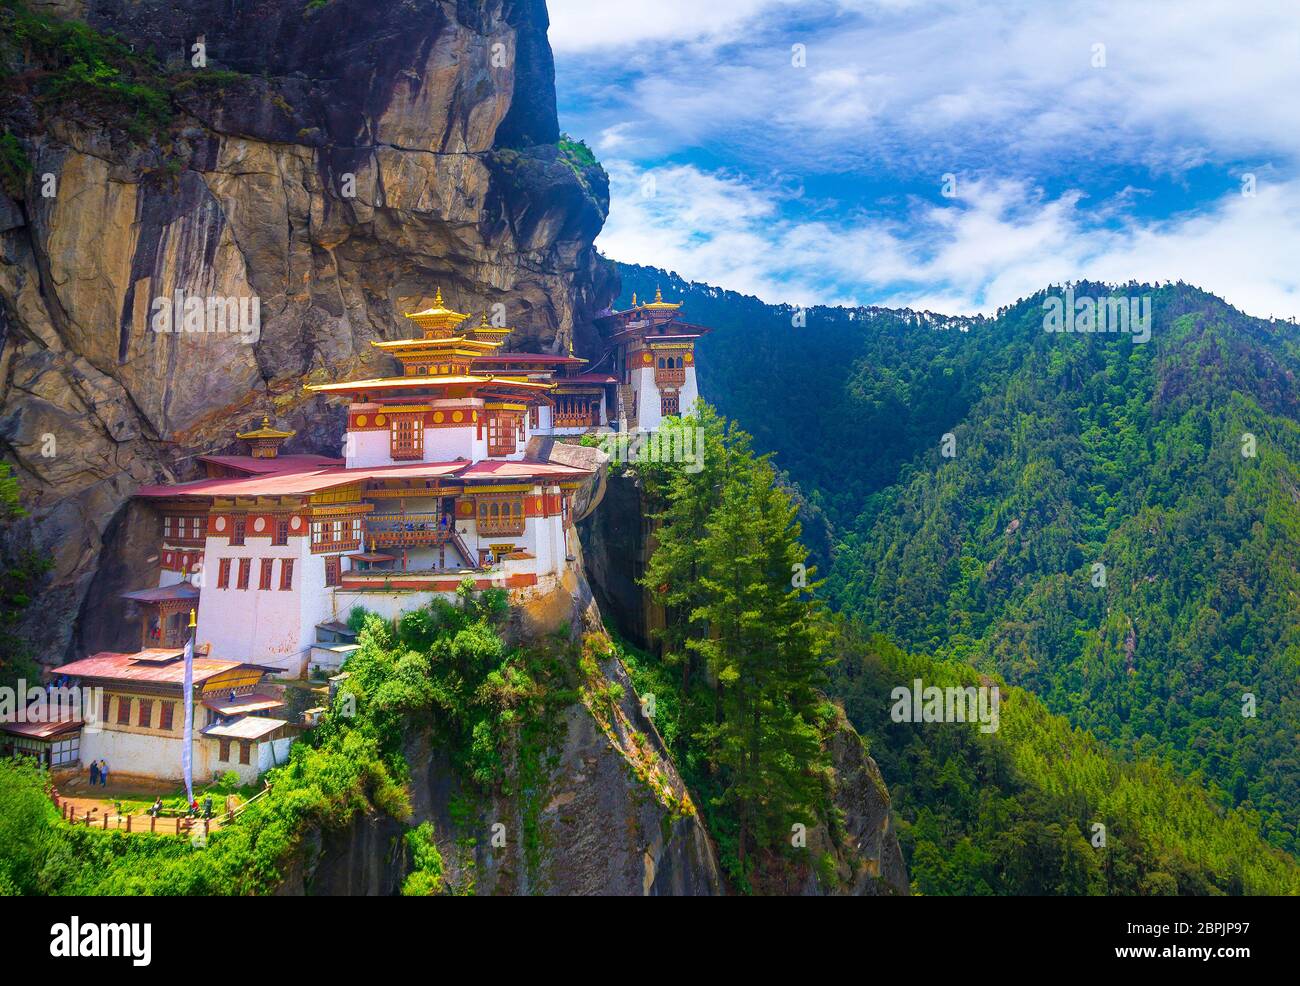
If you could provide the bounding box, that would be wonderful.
[53,651,267,687]
[136,470,358,499]
[557,373,618,385]
[137,458,590,499]
[348,462,467,482]
[198,454,343,475]
[0,716,83,740]
[457,460,590,480]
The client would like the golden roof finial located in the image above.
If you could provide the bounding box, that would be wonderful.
[654,286,663,303]
[261,415,270,428]
[434,286,444,307]
[631,292,637,307]
[568,335,574,356]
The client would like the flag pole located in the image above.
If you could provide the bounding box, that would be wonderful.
[182,608,196,804]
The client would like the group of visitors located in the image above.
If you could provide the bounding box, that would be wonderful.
[87,759,110,787]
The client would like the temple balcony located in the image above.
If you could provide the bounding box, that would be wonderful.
[366,511,455,548]
[654,367,687,387]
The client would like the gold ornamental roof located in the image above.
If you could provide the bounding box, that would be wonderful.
[404,287,472,337]
[236,416,296,440]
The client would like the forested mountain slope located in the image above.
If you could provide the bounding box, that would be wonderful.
[617,262,1300,857]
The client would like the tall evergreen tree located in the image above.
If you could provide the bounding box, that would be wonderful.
[689,452,830,872]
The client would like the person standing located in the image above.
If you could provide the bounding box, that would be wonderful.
[89,760,100,786]
[99,759,109,787]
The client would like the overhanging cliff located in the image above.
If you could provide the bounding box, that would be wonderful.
[0,0,616,664]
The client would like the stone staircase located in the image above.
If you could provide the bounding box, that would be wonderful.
[617,384,638,429]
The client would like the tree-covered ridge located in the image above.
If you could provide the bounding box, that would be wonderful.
[831,627,1300,896]
[617,262,1300,859]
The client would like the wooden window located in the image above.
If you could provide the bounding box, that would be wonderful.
[160,702,174,732]
[529,405,539,429]
[117,697,131,726]
[390,414,423,460]
[192,516,205,540]
[487,414,517,456]
[259,558,274,590]
[310,518,361,554]
[101,693,110,725]
[661,392,680,417]
[237,558,251,590]
[280,558,294,590]
[273,518,289,546]
[218,739,230,762]
[476,496,525,536]
[217,558,231,589]
[231,518,246,545]
[325,556,341,587]
[239,741,251,765]
[138,699,153,728]
[163,516,174,539]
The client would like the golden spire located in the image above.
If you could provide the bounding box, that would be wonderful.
[237,416,295,440]
[631,292,637,307]
[641,286,683,311]
[405,288,470,338]
[236,415,295,458]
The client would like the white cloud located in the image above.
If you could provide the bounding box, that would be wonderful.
[547,0,793,53]
[558,0,1300,175]
[599,160,1300,319]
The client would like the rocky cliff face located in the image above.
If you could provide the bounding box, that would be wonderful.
[0,0,615,664]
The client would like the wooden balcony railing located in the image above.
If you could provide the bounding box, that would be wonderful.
[476,516,525,537]
[366,512,454,548]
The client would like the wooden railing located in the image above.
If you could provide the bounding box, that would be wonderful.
[476,516,525,536]
[366,512,454,547]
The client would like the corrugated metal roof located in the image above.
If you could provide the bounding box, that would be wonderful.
[0,716,83,739]
[200,692,284,716]
[121,583,200,604]
[201,716,289,740]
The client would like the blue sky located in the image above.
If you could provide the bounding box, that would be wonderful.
[548,0,1300,318]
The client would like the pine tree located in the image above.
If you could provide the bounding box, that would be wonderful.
[640,404,735,687]
[690,455,830,873]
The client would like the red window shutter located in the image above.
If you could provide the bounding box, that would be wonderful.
[259,558,273,590]
[280,558,294,590]
[237,558,251,589]
[160,702,174,732]
[217,558,231,589]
